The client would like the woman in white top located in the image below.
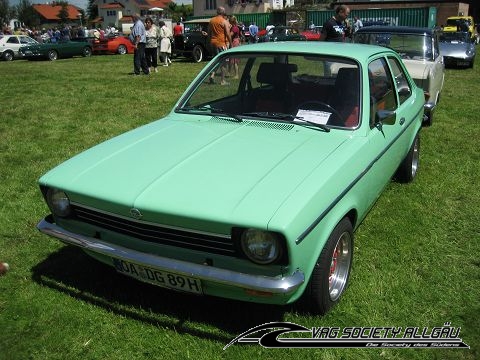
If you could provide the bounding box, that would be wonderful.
[158,21,173,66]
[145,18,159,72]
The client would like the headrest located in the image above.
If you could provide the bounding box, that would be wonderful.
[256,62,298,87]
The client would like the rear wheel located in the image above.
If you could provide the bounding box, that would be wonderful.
[48,49,58,61]
[192,45,204,63]
[302,218,353,315]
[83,46,92,57]
[395,133,420,183]
[117,44,127,55]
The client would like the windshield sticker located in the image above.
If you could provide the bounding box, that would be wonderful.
[296,109,331,124]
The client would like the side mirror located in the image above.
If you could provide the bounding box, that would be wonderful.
[398,85,411,98]
[376,109,396,125]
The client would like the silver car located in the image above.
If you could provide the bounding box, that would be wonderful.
[354,26,445,125]
[439,31,476,68]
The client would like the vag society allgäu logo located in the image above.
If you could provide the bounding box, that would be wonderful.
[224,321,470,349]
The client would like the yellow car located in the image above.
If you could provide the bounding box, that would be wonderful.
[443,16,478,43]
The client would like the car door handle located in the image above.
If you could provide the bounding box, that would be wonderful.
[399,117,405,125]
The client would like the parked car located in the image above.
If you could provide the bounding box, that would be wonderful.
[173,18,210,62]
[354,26,444,120]
[439,31,476,68]
[0,34,39,61]
[92,35,135,55]
[301,26,323,41]
[442,16,478,43]
[19,38,92,61]
[258,26,306,42]
[37,42,432,315]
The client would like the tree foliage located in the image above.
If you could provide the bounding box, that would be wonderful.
[16,0,38,28]
[57,2,69,25]
[87,0,98,20]
[0,0,13,27]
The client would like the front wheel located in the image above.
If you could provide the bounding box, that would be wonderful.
[117,44,127,55]
[48,49,58,61]
[395,133,420,183]
[3,50,14,61]
[302,218,353,315]
[192,45,204,63]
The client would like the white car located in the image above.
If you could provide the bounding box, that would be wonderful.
[0,34,39,61]
[354,26,445,126]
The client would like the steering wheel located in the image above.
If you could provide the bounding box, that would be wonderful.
[297,101,344,124]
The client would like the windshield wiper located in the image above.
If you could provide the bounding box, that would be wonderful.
[178,105,242,122]
[242,112,330,132]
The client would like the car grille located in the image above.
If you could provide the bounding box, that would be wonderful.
[72,205,236,256]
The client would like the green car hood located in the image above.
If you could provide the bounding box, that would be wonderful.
[40,116,350,229]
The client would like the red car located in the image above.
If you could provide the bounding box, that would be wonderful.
[93,35,135,55]
[301,26,323,41]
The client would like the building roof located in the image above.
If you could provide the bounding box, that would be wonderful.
[32,4,81,21]
[99,3,125,10]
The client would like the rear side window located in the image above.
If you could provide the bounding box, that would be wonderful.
[387,57,411,105]
[7,37,19,44]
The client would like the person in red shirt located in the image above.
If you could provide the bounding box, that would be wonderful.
[173,22,183,36]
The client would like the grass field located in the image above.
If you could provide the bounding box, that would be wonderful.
[0,52,479,360]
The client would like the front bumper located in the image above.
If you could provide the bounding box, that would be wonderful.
[37,215,305,298]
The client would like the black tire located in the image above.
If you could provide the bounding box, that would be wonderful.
[3,50,14,61]
[83,46,92,57]
[395,133,420,183]
[192,45,204,63]
[117,44,127,55]
[301,218,353,315]
[48,49,58,61]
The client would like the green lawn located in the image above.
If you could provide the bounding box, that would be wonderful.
[0,53,479,360]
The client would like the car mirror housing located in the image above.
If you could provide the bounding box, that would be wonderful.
[376,109,396,126]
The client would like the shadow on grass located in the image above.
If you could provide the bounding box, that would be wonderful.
[31,245,291,342]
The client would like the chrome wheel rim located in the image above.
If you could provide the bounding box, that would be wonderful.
[329,232,352,301]
[411,137,419,178]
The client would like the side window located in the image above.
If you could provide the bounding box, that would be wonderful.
[368,58,397,126]
[7,37,19,44]
[387,57,411,105]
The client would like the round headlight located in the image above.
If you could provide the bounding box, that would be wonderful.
[46,188,71,217]
[240,229,282,265]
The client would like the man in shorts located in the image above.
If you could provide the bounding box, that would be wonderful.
[208,6,232,85]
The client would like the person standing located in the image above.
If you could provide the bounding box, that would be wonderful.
[145,18,159,73]
[208,6,232,85]
[173,21,183,36]
[319,5,350,42]
[353,16,363,33]
[229,16,241,79]
[131,14,149,75]
[248,21,258,43]
[158,21,173,67]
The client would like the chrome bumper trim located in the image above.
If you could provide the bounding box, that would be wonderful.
[37,216,305,295]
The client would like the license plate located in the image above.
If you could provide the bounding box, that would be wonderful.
[112,258,203,294]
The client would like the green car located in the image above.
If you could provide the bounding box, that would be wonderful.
[37,42,432,314]
[19,38,92,61]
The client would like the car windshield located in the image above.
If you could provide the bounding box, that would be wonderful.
[176,53,361,129]
[184,22,208,33]
[440,31,469,43]
[354,33,434,61]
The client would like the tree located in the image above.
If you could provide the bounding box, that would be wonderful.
[16,0,38,28]
[0,0,12,27]
[87,0,97,21]
[57,2,69,25]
